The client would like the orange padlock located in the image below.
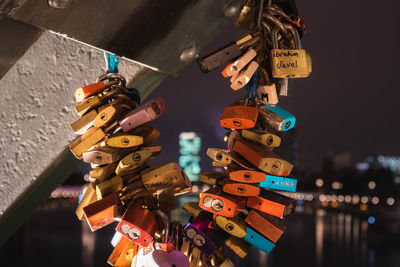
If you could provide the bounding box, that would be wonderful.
[75,80,117,102]
[220,105,258,129]
[199,187,246,218]
[108,236,138,267]
[228,168,266,183]
[247,189,296,218]
[222,180,260,197]
[83,192,117,231]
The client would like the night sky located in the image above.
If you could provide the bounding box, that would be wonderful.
[147,0,400,173]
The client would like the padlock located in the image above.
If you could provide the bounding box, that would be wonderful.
[233,139,293,176]
[119,97,166,132]
[96,176,123,199]
[74,95,102,116]
[214,215,247,238]
[83,192,118,231]
[228,168,266,183]
[106,134,143,148]
[198,171,226,186]
[82,146,134,165]
[107,236,138,267]
[256,83,279,105]
[220,105,258,129]
[141,162,192,193]
[183,202,204,218]
[130,124,160,146]
[222,48,257,77]
[245,210,286,243]
[258,104,296,132]
[93,100,132,128]
[222,179,260,197]
[224,236,250,258]
[199,187,246,217]
[241,129,281,148]
[197,34,259,73]
[90,162,117,182]
[269,25,310,78]
[206,148,232,166]
[259,174,297,192]
[115,149,152,176]
[75,182,98,221]
[116,204,158,247]
[188,247,201,267]
[230,61,259,91]
[247,189,296,218]
[183,212,228,256]
[70,109,98,134]
[243,226,275,254]
[70,121,122,159]
[142,145,163,157]
[75,79,118,102]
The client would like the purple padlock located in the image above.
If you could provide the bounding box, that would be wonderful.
[119,97,167,132]
[183,212,228,256]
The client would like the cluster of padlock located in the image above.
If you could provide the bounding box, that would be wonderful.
[69,73,197,266]
[178,0,311,262]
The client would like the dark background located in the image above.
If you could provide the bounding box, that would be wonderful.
[2,0,400,266]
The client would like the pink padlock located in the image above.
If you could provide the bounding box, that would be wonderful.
[119,97,167,132]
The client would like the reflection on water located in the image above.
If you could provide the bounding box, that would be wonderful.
[1,201,400,267]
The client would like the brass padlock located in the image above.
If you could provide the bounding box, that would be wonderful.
[198,171,226,186]
[241,129,281,148]
[214,215,247,238]
[115,149,152,176]
[75,182,98,221]
[70,109,97,134]
[130,124,160,146]
[90,162,117,181]
[106,134,143,148]
[141,162,192,193]
[96,176,123,199]
[93,100,132,128]
[270,24,310,78]
[69,126,106,159]
[206,148,232,166]
[225,236,250,258]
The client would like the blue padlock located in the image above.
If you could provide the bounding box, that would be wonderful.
[243,226,275,254]
[259,104,296,131]
[259,174,297,192]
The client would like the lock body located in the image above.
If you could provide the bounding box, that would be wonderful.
[243,227,275,254]
[107,236,138,267]
[70,127,105,159]
[229,169,266,183]
[106,134,143,148]
[259,174,297,192]
[96,176,123,199]
[270,48,309,78]
[199,187,245,217]
[214,215,247,238]
[116,204,158,247]
[119,97,166,132]
[245,210,286,243]
[247,189,296,218]
[222,180,260,197]
[90,163,117,182]
[259,104,296,132]
[256,83,279,105]
[75,182,98,221]
[83,192,117,231]
[220,106,258,129]
[206,148,232,166]
[241,129,281,148]
[70,109,97,134]
[233,139,293,176]
[225,236,250,258]
[198,171,226,186]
